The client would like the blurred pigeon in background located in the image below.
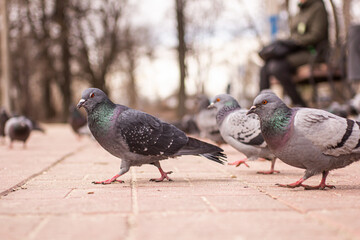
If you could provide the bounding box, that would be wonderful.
[172,94,225,145]
[194,95,225,145]
[77,88,227,184]
[5,116,33,148]
[248,92,360,190]
[68,105,87,138]
[326,101,351,118]
[0,108,10,144]
[209,94,278,174]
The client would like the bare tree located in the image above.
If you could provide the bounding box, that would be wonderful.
[72,0,124,94]
[119,25,154,108]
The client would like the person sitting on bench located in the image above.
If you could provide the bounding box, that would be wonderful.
[259,0,329,107]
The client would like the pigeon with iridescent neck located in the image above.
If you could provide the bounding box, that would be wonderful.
[248,92,360,190]
[208,94,278,174]
[77,88,226,184]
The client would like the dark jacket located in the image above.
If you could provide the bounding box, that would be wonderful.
[286,0,329,68]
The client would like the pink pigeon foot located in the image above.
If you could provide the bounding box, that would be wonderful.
[92,174,124,184]
[303,171,335,190]
[276,178,306,188]
[228,159,249,168]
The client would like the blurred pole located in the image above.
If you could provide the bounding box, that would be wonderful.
[0,0,12,111]
[176,0,187,118]
[266,0,280,41]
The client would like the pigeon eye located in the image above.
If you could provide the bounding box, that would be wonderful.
[216,98,220,102]
[90,93,95,98]
[262,100,268,105]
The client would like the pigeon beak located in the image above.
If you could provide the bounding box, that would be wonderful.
[207,103,215,109]
[77,99,86,109]
[247,105,257,115]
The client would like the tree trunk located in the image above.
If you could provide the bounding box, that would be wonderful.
[0,0,12,112]
[43,76,56,119]
[176,0,187,118]
[55,0,72,122]
[342,0,351,38]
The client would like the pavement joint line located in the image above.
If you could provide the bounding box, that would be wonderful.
[125,168,138,240]
[200,196,219,213]
[183,177,194,187]
[64,188,75,199]
[0,144,89,198]
[27,217,49,240]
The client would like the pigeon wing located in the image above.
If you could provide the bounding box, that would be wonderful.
[117,109,188,156]
[224,110,266,148]
[294,108,360,157]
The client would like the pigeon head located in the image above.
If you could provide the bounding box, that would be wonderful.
[195,95,210,112]
[208,94,241,125]
[247,92,287,118]
[77,88,110,112]
[208,94,240,111]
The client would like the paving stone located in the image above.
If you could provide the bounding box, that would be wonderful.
[1,124,360,240]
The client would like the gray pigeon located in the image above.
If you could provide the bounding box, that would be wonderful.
[209,94,278,174]
[5,116,33,148]
[248,92,360,190]
[77,88,227,184]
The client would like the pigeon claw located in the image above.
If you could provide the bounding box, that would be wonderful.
[275,183,305,188]
[303,184,336,190]
[149,171,173,182]
[92,174,123,184]
[92,179,124,184]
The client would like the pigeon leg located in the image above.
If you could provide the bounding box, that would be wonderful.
[150,162,173,182]
[257,158,280,174]
[92,166,129,184]
[302,171,336,190]
[276,177,306,188]
[228,158,249,168]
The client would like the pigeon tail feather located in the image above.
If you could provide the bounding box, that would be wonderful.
[176,137,227,164]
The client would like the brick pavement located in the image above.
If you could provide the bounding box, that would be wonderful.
[0,124,360,240]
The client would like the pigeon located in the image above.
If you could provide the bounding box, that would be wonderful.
[326,101,351,118]
[172,114,199,135]
[68,105,87,137]
[0,108,10,143]
[194,95,226,145]
[208,94,278,174]
[77,88,227,184]
[248,92,360,190]
[30,119,45,133]
[5,116,33,148]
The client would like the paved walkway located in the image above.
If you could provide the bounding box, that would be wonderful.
[1,124,360,240]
